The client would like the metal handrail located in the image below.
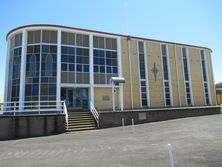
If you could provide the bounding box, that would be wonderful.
[0,101,66,116]
[63,101,68,130]
[90,102,99,128]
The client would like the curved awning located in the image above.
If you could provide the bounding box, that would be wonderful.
[110,77,125,84]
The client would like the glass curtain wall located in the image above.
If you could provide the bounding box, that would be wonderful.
[61,32,90,84]
[93,36,118,84]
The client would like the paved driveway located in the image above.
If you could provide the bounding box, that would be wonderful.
[0,114,222,167]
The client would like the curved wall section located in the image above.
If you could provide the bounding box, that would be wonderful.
[5,26,121,109]
[7,33,22,102]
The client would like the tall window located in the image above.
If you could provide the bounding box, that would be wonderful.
[30,54,36,77]
[161,45,172,106]
[61,32,89,83]
[8,33,22,102]
[182,48,192,105]
[45,54,53,76]
[138,41,148,107]
[93,36,118,84]
[200,50,210,105]
[26,44,40,101]
[25,30,57,102]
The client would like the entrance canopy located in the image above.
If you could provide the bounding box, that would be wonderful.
[110,77,125,85]
[110,77,125,111]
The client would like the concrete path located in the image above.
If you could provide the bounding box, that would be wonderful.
[0,114,222,167]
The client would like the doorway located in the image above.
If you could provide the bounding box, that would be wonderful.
[61,88,89,111]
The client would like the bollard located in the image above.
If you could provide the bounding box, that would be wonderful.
[122,118,125,130]
[131,118,135,132]
[220,104,222,114]
[168,144,174,167]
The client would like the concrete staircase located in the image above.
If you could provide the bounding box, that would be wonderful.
[66,112,97,132]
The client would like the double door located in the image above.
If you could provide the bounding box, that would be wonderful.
[63,88,89,111]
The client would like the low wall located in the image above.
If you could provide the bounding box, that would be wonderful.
[99,106,221,128]
[0,114,65,140]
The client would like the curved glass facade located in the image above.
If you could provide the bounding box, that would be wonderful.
[6,27,119,107]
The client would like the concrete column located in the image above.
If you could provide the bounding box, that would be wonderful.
[89,34,94,107]
[204,51,212,105]
[19,30,27,110]
[117,37,124,111]
[209,52,217,105]
[56,30,61,109]
[4,40,11,103]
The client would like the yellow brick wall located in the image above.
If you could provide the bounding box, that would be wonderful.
[121,38,140,109]
[130,39,140,108]
[188,48,205,105]
[113,37,215,110]
[94,87,119,110]
[121,38,132,109]
[216,94,222,104]
[146,42,165,107]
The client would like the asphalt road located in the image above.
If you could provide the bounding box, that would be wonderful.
[0,114,222,167]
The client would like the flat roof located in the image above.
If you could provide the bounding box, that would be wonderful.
[6,24,212,52]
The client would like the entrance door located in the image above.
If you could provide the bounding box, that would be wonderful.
[61,88,89,111]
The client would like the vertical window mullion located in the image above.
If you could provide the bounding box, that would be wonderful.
[182,48,192,106]
[161,45,171,106]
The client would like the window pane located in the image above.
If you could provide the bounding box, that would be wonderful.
[69,64,75,71]
[62,64,67,71]
[94,65,99,72]
[83,65,89,72]
[32,84,39,96]
[42,30,57,43]
[100,66,105,73]
[77,64,82,72]
[45,54,53,76]
[76,34,89,47]
[161,45,167,55]
[48,84,56,95]
[61,32,75,45]
[142,100,147,107]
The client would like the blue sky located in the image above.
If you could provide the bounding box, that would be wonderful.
[0,0,222,97]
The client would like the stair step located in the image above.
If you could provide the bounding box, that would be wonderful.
[66,127,97,132]
[67,124,96,129]
[68,115,93,117]
[69,121,96,125]
[68,114,92,117]
[68,117,94,120]
[66,112,97,132]
[67,120,95,124]
[68,112,92,115]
